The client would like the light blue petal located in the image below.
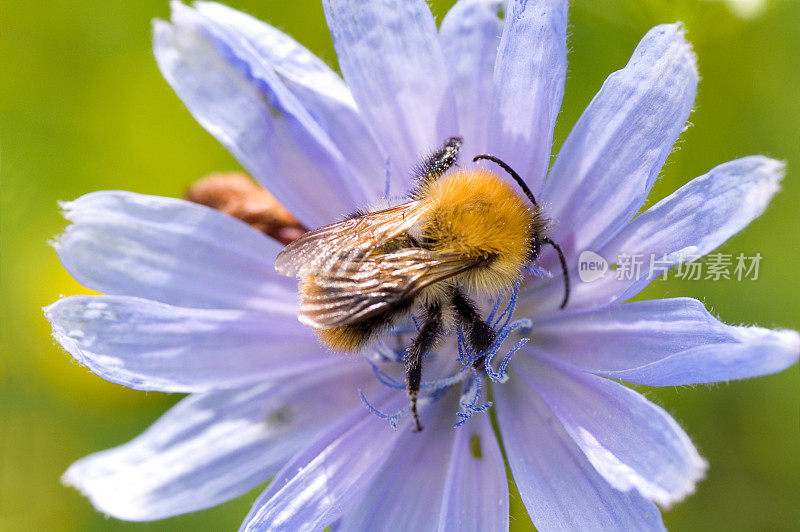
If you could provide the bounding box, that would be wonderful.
[322,0,458,194]
[241,393,406,531]
[45,295,340,393]
[439,0,504,157]
[437,412,508,532]
[54,191,296,312]
[333,393,507,531]
[515,356,707,508]
[495,372,665,531]
[606,156,784,301]
[485,0,568,197]
[532,297,799,386]
[192,2,385,200]
[335,396,457,530]
[525,156,785,315]
[155,4,367,227]
[542,23,697,255]
[62,367,372,521]
[605,328,800,386]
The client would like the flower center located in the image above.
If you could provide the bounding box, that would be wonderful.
[358,282,533,429]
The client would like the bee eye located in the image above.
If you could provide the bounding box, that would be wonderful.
[528,236,541,261]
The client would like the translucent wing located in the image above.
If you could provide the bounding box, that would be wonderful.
[275,201,425,277]
[299,249,482,329]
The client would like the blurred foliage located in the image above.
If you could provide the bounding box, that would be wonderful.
[1,0,797,530]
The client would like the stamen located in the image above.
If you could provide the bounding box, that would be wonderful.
[358,389,406,430]
[384,156,392,199]
[366,358,472,392]
[360,281,536,427]
[485,334,529,383]
[455,283,532,382]
[456,327,469,365]
[359,386,450,430]
[454,370,492,427]
[371,342,405,363]
[485,297,503,327]
[490,282,520,331]
[524,263,553,279]
[367,359,406,390]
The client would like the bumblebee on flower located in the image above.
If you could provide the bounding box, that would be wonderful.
[46,0,799,530]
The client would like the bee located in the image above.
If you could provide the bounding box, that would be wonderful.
[275,137,569,431]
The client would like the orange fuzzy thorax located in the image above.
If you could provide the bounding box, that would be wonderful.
[417,168,539,294]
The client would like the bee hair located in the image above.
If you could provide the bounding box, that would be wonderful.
[472,153,570,309]
[472,154,538,207]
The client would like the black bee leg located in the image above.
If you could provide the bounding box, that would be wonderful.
[452,289,496,370]
[406,303,443,432]
[412,136,463,194]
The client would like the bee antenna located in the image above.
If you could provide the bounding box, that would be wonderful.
[542,237,570,309]
[472,154,538,208]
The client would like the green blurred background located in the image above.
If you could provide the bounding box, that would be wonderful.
[1,0,798,529]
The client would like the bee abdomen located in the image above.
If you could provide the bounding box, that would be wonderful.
[314,303,411,352]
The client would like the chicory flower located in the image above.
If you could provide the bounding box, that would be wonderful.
[46,1,799,529]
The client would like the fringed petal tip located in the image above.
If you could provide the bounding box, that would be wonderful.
[739,155,786,199]
[668,457,709,509]
[627,23,697,89]
[577,424,708,510]
[531,297,799,387]
[60,462,146,522]
[514,355,709,513]
[729,325,800,370]
[44,301,85,364]
[48,190,296,314]
[542,21,699,260]
[43,295,330,393]
[530,155,786,315]
[655,22,698,77]
[155,2,371,226]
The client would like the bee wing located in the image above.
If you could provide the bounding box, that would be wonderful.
[299,249,482,329]
[274,201,425,277]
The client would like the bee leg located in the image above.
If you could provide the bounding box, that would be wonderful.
[452,289,496,370]
[411,136,463,194]
[406,303,443,432]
